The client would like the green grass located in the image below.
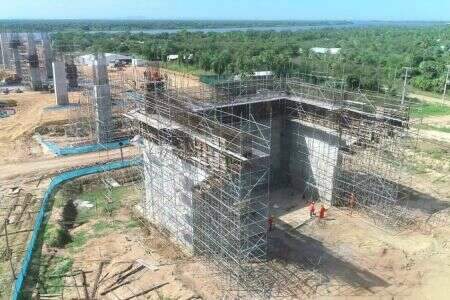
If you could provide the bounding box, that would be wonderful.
[410,102,450,118]
[92,219,140,236]
[43,224,71,248]
[125,219,140,229]
[67,230,88,251]
[75,186,131,223]
[407,162,428,174]
[92,220,112,234]
[38,255,73,294]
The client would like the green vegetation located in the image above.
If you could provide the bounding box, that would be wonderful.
[165,62,215,76]
[75,186,130,223]
[36,255,74,294]
[43,224,71,248]
[411,102,450,118]
[50,24,450,95]
[23,179,141,299]
[67,230,88,251]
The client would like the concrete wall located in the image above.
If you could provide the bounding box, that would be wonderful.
[52,61,69,105]
[270,114,291,188]
[142,138,207,252]
[287,118,342,203]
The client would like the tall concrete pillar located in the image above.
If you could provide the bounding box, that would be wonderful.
[0,33,10,69]
[27,33,42,90]
[0,40,3,69]
[52,61,69,105]
[41,32,53,81]
[65,58,78,89]
[93,53,112,144]
[9,33,22,79]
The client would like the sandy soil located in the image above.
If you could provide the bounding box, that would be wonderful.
[0,147,138,184]
[0,91,78,164]
[419,129,450,143]
[269,189,450,299]
[46,205,222,300]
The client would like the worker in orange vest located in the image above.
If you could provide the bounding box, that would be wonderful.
[319,205,327,220]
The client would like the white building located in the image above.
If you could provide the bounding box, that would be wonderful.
[132,58,148,67]
[167,54,179,61]
[310,47,341,55]
[234,71,273,81]
[75,53,132,65]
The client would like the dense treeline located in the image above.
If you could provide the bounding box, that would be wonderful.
[52,25,450,94]
[0,19,351,32]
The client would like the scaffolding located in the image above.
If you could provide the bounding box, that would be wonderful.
[113,63,419,297]
[0,32,54,89]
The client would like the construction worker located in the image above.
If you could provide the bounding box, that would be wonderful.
[268,215,274,232]
[309,201,316,218]
[348,192,357,215]
[319,205,327,220]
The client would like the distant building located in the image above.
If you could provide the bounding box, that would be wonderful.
[76,53,132,66]
[310,47,341,55]
[132,58,148,67]
[167,54,179,61]
[233,71,273,81]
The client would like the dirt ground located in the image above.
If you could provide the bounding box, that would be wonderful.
[269,188,450,299]
[63,213,222,300]
[0,90,76,164]
[34,179,223,300]
[38,185,450,299]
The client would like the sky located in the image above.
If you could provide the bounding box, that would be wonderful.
[0,0,449,21]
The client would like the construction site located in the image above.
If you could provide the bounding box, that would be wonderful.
[1,31,450,300]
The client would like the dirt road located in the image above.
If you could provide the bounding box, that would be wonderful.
[409,92,450,106]
[0,147,139,185]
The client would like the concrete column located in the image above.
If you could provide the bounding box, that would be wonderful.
[0,40,3,68]
[92,53,109,85]
[9,33,22,79]
[93,53,112,144]
[52,61,69,105]
[27,33,42,90]
[65,58,78,89]
[41,32,53,81]
[0,33,10,69]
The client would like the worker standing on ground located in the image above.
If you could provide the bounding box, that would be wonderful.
[309,201,316,218]
[268,215,274,232]
[319,204,326,220]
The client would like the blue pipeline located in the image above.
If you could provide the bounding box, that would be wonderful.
[11,158,141,300]
[42,139,131,156]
